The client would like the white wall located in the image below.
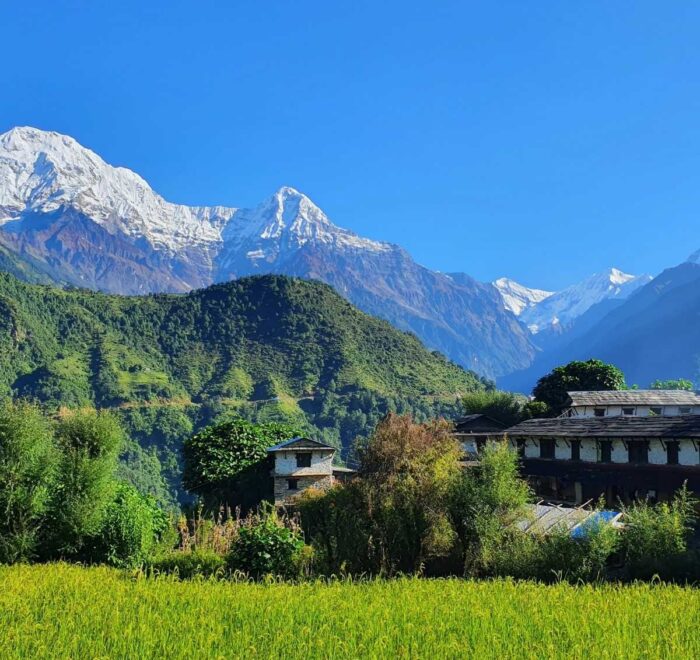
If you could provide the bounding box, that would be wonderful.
[554,439,570,460]
[679,440,699,466]
[274,450,333,476]
[648,440,666,465]
[570,404,700,418]
[524,439,539,459]
[580,439,598,462]
[610,440,627,463]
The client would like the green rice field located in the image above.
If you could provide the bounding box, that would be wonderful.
[1,564,698,658]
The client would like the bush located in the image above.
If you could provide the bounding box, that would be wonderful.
[89,483,170,568]
[227,507,307,579]
[149,549,227,579]
[0,401,58,563]
[44,409,123,558]
[620,486,697,580]
[461,391,526,427]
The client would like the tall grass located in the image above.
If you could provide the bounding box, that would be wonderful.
[1,564,699,658]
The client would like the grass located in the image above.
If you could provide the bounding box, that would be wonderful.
[1,564,699,659]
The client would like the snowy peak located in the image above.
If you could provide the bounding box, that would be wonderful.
[222,185,392,263]
[519,268,653,334]
[0,126,236,253]
[688,249,700,264]
[493,277,554,316]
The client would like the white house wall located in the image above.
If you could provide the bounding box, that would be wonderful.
[571,405,700,418]
[274,451,333,477]
[679,440,699,466]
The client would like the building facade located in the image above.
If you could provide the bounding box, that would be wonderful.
[268,437,351,505]
[453,414,507,458]
[564,390,700,418]
[506,415,700,505]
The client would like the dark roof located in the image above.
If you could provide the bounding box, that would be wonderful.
[567,390,700,407]
[507,415,700,439]
[453,414,507,434]
[267,437,336,452]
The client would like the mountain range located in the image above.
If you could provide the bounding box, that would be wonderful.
[0,126,695,388]
[0,127,533,378]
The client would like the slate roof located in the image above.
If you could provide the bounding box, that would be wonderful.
[267,437,336,452]
[506,415,700,438]
[567,390,700,407]
[453,414,507,435]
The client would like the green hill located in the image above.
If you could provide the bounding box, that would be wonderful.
[0,273,484,502]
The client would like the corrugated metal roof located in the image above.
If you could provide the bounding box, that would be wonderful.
[506,414,700,438]
[567,390,700,407]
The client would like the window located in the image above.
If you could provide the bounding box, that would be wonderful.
[296,452,312,468]
[594,408,606,417]
[667,441,679,465]
[649,407,662,416]
[287,478,299,491]
[599,440,612,463]
[571,440,581,461]
[540,438,555,459]
[679,407,691,415]
[622,407,635,416]
[628,442,648,464]
[516,439,526,458]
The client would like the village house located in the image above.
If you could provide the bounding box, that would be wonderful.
[506,414,700,505]
[563,390,700,418]
[453,414,507,459]
[267,437,354,505]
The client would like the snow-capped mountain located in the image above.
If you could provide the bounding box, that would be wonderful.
[0,126,535,377]
[688,248,700,264]
[517,268,652,334]
[492,277,554,316]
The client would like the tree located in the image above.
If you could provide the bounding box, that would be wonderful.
[183,417,301,510]
[462,390,526,427]
[43,409,124,558]
[358,414,462,574]
[650,379,694,391]
[532,359,626,416]
[448,442,531,574]
[0,401,58,563]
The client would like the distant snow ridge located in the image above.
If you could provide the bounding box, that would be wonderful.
[0,126,236,254]
[0,127,390,262]
[688,249,700,264]
[492,277,554,316]
[519,268,652,334]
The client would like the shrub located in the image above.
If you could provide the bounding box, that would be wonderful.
[89,483,170,568]
[620,486,698,580]
[0,401,58,563]
[149,549,227,579]
[227,507,307,579]
[44,409,123,558]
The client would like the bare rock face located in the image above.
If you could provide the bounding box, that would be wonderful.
[0,127,536,377]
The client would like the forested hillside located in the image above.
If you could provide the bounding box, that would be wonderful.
[0,273,484,503]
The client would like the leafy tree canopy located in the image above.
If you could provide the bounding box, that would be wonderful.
[532,359,626,416]
[183,417,302,509]
[462,390,527,428]
[649,379,694,391]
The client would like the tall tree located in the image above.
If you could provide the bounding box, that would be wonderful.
[533,359,626,416]
[0,402,58,563]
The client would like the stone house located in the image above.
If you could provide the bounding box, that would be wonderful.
[268,437,351,505]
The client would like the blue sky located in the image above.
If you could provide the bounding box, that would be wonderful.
[2,1,699,289]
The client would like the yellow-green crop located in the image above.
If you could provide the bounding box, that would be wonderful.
[1,563,698,659]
